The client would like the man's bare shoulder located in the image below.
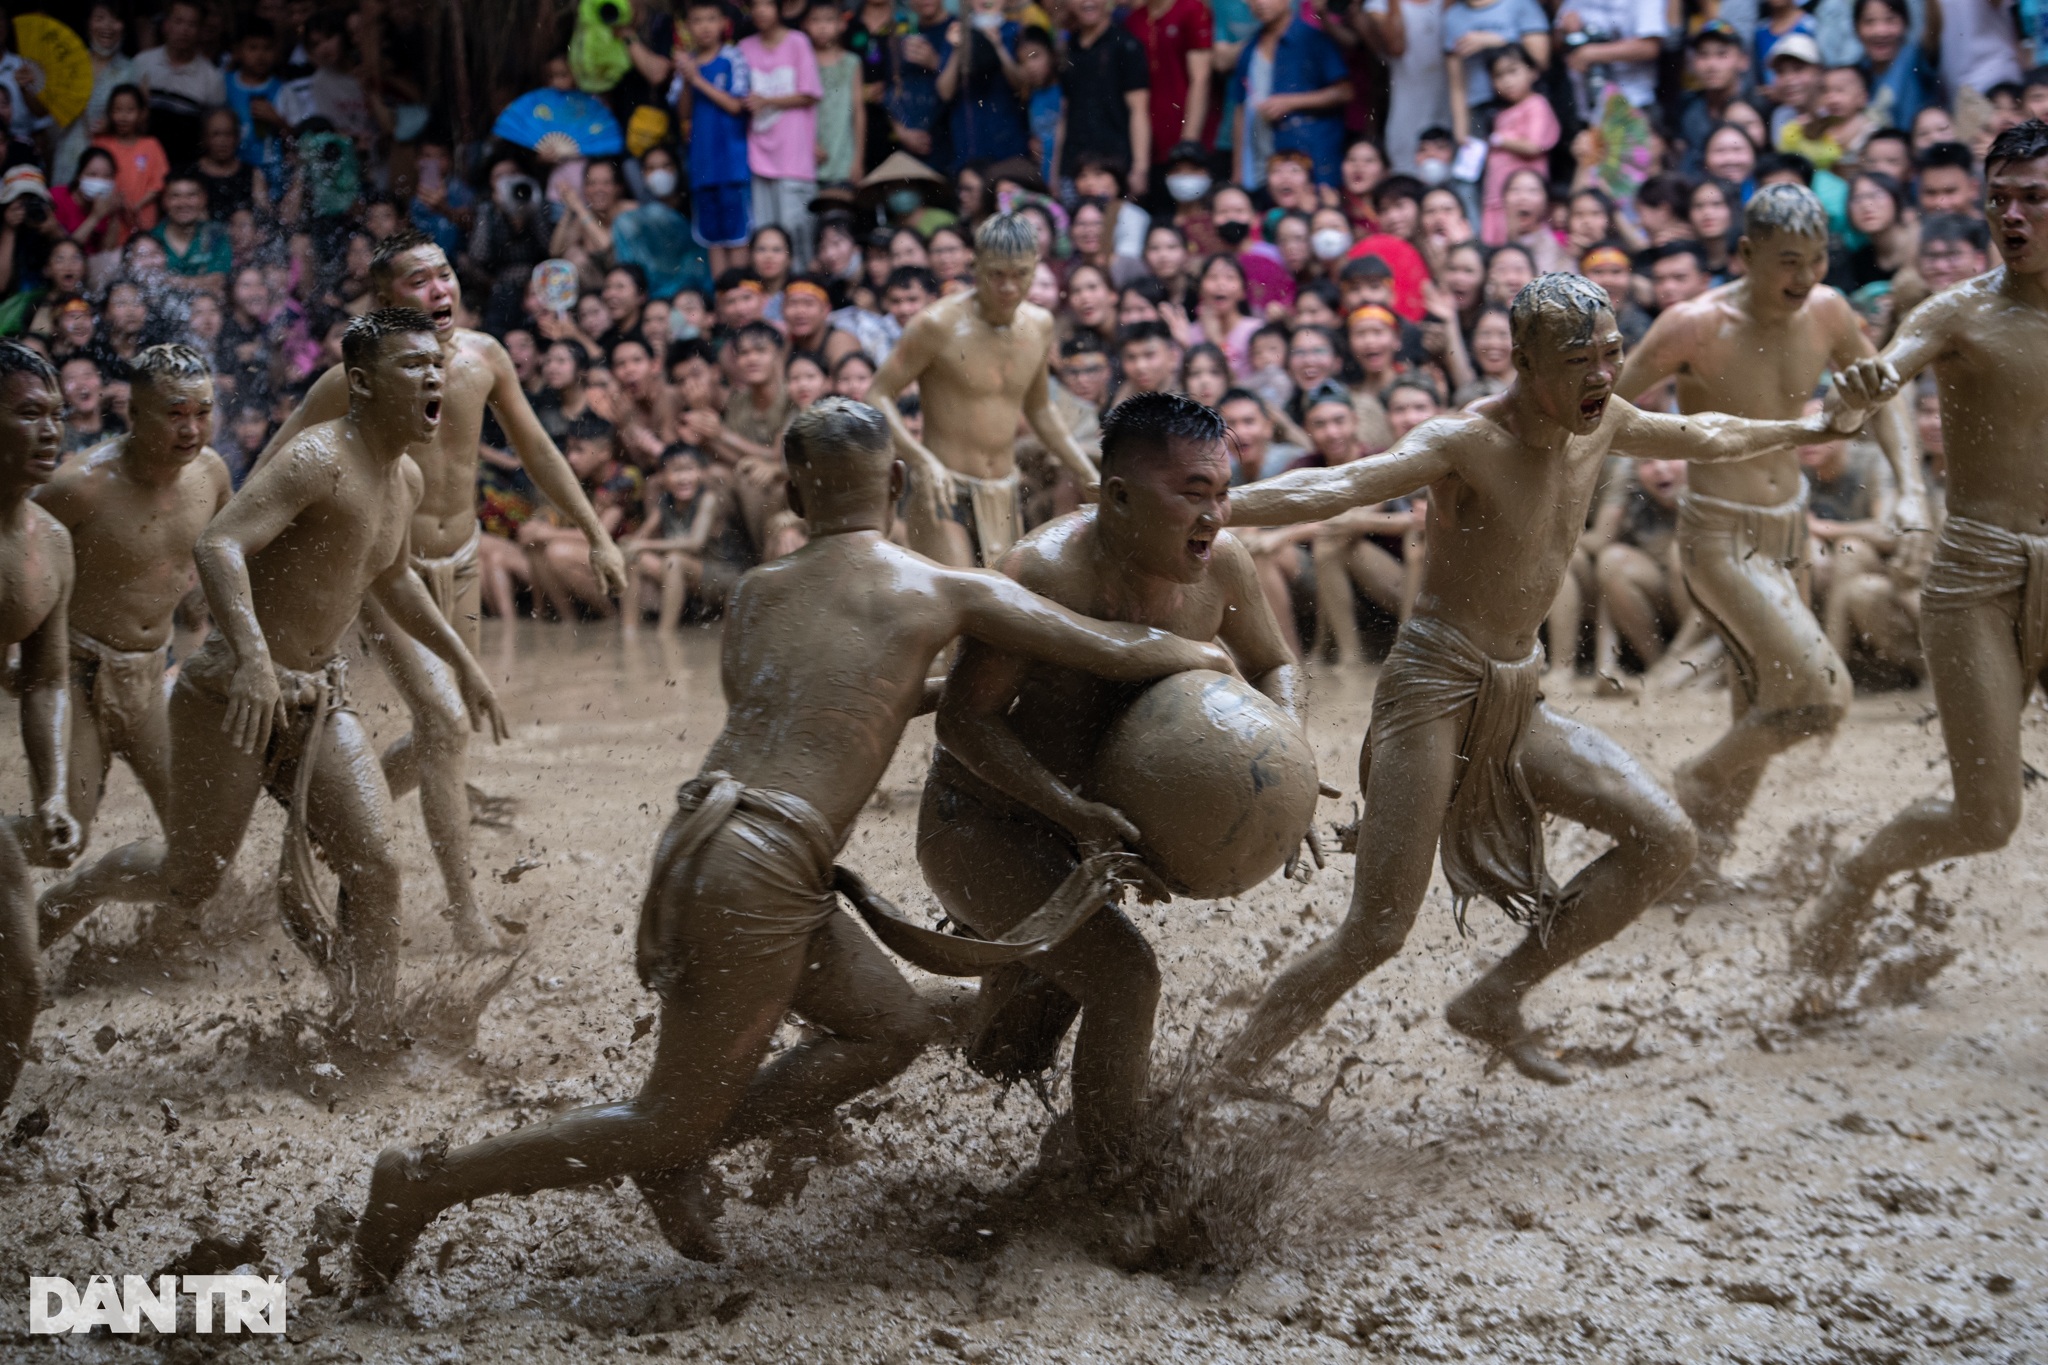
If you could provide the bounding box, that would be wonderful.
[1000,510,1095,600]
[271,419,352,482]
[194,447,233,496]
[36,441,125,519]
[1904,271,2013,334]
[22,500,74,564]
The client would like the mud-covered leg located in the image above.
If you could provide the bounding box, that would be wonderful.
[1446,705,1697,1084]
[293,706,405,1043]
[1215,713,1464,1083]
[1795,601,2027,976]
[0,823,39,1111]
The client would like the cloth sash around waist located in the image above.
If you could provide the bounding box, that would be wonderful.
[1921,515,2048,679]
[1677,487,1809,565]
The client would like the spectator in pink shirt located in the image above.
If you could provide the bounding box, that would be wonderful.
[1479,43,1558,244]
[740,0,824,265]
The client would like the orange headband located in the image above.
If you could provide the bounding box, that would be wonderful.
[1581,246,1631,271]
[721,276,765,295]
[784,280,830,304]
[1348,304,1397,329]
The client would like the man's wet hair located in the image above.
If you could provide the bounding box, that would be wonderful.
[1118,320,1175,351]
[370,226,443,289]
[884,265,941,297]
[1099,390,1226,480]
[1919,212,1990,250]
[0,339,58,393]
[1987,119,2048,175]
[342,307,437,373]
[1508,273,1612,354]
[130,343,213,393]
[1744,181,1829,239]
[784,395,889,468]
[976,211,1039,262]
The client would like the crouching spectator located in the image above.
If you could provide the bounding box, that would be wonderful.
[522,415,642,620]
[1592,458,1692,686]
[625,445,750,631]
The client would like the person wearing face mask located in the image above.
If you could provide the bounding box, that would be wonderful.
[1310,212,1355,275]
[1208,182,1298,314]
[612,145,706,304]
[1160,140,1214,209]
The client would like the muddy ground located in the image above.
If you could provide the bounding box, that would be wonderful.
[1,622,2044,1362]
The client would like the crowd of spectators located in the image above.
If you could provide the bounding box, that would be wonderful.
[0,0,2024,680]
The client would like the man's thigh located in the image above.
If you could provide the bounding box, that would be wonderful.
[1680,528,1843,713]
[1519,703,1684,840]
[1351,707,1468,918]
[1922,600,2030,809]
[159,681,270,895]
[290,707,400,883]
[790,909,931,1046]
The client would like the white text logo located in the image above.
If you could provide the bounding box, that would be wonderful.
[28,1275,287,1334]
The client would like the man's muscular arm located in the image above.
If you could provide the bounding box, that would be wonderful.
[1021,335,1099,494]
[940,564,1230,682]
[1229,419,1455,526]
[867,311,955,510]
[1613,301,1699,403]
[483,335,628,596]
[18,517,77,866]
[193,435,334,754]
[370,562,510,741]
[1834,290,1961,412]
[1613,392,1865,465]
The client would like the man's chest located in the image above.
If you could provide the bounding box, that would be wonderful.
[0,533,60,643]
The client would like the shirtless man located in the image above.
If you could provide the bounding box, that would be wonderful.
[257,229,627,950]
[1213,275,1876,1085]
[39,311,507,1045]
[870,213,1100,568]
[31,345,229,880]
[1616,184,1929,875]
[1795,121,2048,985]
[0,343,81,1112]
[352,397,1226,1285]
[919,392,1300,1181]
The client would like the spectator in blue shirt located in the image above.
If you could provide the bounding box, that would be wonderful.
[1230,0,1353,189]
[1856,0,1942,129]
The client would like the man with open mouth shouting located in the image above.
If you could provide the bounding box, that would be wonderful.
[1212,274,1875,1087]
[1617,184,1930,886]
[252,229,628,954]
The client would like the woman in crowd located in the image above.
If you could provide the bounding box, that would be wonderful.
[1188,253,1260,376]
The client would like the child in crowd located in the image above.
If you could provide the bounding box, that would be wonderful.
[804,0,864,184]
[1479,44,1557,245]
[675,0,753,275]
[92,84,168,231]
[521,414,642,621]
[626,445,746,631]
[1017,27,1061,187]
[739,0,823,264]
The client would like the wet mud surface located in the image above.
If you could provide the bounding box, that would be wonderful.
[2,623,2044,1361]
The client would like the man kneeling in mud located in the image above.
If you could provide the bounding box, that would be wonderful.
[353,397,1228,1285]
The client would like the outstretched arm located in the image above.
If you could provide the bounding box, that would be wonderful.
[1229,420,1454,525]
[485,336,629,596]
[1835,291,1959,412]
[370,566,510,743]
[1612,394,1861,466]
[1613,304,1695,405]
[942,565,1230,682]
[18,525,77,867]
[1828,297,1934,578]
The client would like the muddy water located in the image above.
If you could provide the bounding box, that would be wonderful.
[1,622,2044,1360]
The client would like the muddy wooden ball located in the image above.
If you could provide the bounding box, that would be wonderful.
[1090,670,1319,899]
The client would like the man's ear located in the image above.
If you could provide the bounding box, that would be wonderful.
[346,364,372,402]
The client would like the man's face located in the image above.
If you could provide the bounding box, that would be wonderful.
[1105,436,1231,584]
[59,360,99,416]
[164,181,205,226]
[1220,398,1270,455]
[1862,136,1911,181]
[716,286,763,328]
[1120,339,1176,394]
[0,373,67,486]
[613,343,654,391]
[1856,3,1904,63]
[1987,156,2048,274]
[885,285,930,327]
[1585,259,1632,303]
[1651,255,1709,309]
[975,252,1034,322]
[1919,234,1986,288]
[131,375,215,465]
[1059,350,1110,404]
[1771,59,1819,111]
[1306,402,1358,462]
[1386,387,1437,437]
[1738,227,1828,310]
[1821,69,1867,119]
[1377,195,1420,238]
[782,288,826,336]
[380,245,458,332]
[1918,165,1978,215]
[1348,319,1397,370]
[602,271,642,324]
[565,437,612,479]
[1691,37,1745,91]
[1636,458,1684,505]
[733,339,778,387]
[1515,311,1622,435]
[161,1,199,55]
[355,332,445,443]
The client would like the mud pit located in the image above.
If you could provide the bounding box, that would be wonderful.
[3,622,2045,1361]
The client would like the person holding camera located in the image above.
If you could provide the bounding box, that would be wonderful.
[1555,0,1666,123]
[471,157,556,338]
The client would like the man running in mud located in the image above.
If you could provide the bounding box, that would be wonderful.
[38,311,507,1047]
[1616,184,1930,880]
[869,213,1100,568]
[353,397,1228,1286]
[0,342,80,1113]
[918,391,1300,1184]
[31,345,229,897]
[1213,275,1876,1086]
[1795,121,2048,989]
[257,229,627,951]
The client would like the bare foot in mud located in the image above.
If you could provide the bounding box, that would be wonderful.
[467,783,518,830]
[354,1146,446,1289]
[1790,869,1877,981]
[635,1164,727,1263]
[1446,986,1574,1086]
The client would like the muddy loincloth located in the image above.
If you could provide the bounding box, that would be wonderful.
[1919,516,2048,681]
[1677,488,1845,714]
[937,469,1025,566]
[1365,616,1563,938]
[638,771,1120,1001]
[70,631,168,745]
[178,634,354,972]
[410,525,481,624]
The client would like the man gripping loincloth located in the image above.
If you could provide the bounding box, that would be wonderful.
[1796,122,2048,988]
[869,213,1099,568]
[350,397,1228,1287]
[1213,274,1878,1087]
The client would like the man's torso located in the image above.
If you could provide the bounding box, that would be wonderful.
[1670,284,1841,505]
[46,444,224,651]
[0,506,70,654]
[1925,277,2048,537]
[916,295,1055,482]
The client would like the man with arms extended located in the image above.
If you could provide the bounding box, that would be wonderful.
[257,229,627,951]
[0,342,80,1113]
[1616,184,1929,879]
[1797,121,2048,986]
[39,311,507,1046]
[919,392,1300,1184]
[870,213,1100,568]
[1215,275,1875,1086]
[352,398,1226,1284]
[32,345,229,893]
